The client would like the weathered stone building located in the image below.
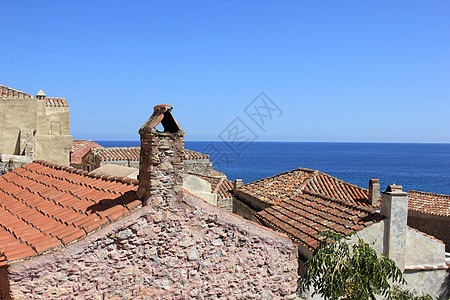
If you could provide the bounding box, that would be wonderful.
[70,140,103,169]
[0,84,72,173]
[0,105,298,299]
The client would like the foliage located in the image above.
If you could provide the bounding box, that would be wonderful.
[387,285,433,300]
[298,231,405,300]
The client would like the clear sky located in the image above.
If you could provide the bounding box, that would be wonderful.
[1,1,449,143]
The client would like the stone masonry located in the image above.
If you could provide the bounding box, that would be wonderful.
[138,105,185,207]
[7,192,298,299]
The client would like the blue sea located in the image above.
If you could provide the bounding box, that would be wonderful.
[97,141,450,195]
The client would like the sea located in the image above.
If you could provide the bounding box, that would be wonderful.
[97,141,450,195]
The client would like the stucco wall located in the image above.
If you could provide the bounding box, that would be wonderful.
[0,98,39,154]
[0,97,71,166]
[404,269,449,299]
[408,211,450,252]
[405,227,445,268]
[6,192,298,299]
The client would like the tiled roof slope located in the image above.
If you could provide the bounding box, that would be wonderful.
[191,173,234,200]
[183,149,210,160]
[238,167,371,207]
[0,84,68,107]
[0,161,141,264]
[45,97,69,107]
[93,147,209,162]
[0,84,32,98]
[94,147,140,161]
[255,190,384,250]
[408,190,450,217]
[72,140,103,152]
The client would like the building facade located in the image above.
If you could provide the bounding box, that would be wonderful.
[0,84,72,172]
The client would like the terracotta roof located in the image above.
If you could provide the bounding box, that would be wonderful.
[45,97,69,107]
[72,140,103,152]
[0,84,68,107]
[93,147,140,162]
[238,167,372,207]
[190,173,234,200]
[0,160,141,264]
[92,147,209,162]
[0,84,32,98]
[255,190,384,250]
[182,149,210,160]
[407,190,450,217]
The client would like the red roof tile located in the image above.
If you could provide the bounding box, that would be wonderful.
[72,140,103,152]
[183,149,210,160]
[238,167,372,207]
[0,84,32,98]
[0,160,141,264]
[45,97,68,107]
[407,190,450,217]
[255,191,384,250]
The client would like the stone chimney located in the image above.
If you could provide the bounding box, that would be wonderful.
[137,104,185,207]
[381,184,408,271]
[368,178,380,206]
[36,90,46,100]
[234,179,243,191]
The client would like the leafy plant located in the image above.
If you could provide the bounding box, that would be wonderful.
[388,285,433,300]
[298,231,405,300]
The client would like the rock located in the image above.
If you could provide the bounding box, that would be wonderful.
[188,248,199,261]
[179,236,195,248]
[121,267,136,276]
[116,229,133,240]
[211,238,223,246]
[261,291,273,300]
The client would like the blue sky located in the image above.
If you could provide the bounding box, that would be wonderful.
[1,1,449,142]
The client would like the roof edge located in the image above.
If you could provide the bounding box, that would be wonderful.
[33,160,139,186]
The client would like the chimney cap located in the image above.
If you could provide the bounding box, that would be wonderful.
[369,178,380,183]
[386,184,403,193]
[36,90,46,98]
[139,104,184,135]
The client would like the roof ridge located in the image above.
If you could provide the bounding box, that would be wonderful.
[213,178,225,194]
[0,84,33,98]
[242,167,316,186]
[302,190,378,215]
[33,160,139,186]
[315,170,368,192]
[408,190,450,198]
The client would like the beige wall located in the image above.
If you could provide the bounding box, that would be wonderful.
[0,97,72,166]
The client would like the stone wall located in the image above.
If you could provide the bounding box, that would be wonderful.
[218,197,233,213]
[408,211,450,252]
[6,192,298,299]
[0,154,33,175]
[138,132,185,207]
[233,197,259,221]
[183,160,212,176]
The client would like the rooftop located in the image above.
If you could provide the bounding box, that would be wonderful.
[91,147,209,162]
[238,167,372,207]
[189,173,234,200]
[71,140,103,152]
[407,190,450,217]
[255,190,384,250]
[0,84,69,107]
[0,160,141,265]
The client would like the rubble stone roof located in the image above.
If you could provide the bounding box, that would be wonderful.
[255,190,384,250]
[238,167,372,207]
[407,190,450,217]
[0,161,141,265]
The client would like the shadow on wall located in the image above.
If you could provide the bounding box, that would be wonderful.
[0,266,11,300]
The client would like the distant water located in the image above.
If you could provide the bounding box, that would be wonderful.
[97,141,450,195]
